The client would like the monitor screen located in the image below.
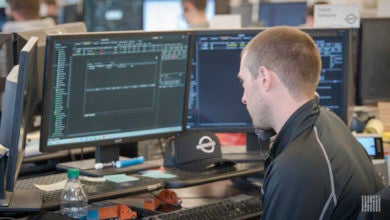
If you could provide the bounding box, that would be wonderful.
[187,29,260,132]
[143,0,215,31]
[40,31,191,154]
[258,2,307,27]
[83,0,143,32]
[358,18,390,105]
[304,28,352,123]
[187,28,352,132]
[0,37,37,193]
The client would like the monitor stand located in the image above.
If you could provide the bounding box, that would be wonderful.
[56,142,161,177]
[57,143,125,170]
[0,190,43,212]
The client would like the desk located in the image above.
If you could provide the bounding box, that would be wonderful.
[98,177,262,218]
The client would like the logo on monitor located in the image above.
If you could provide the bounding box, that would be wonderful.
[196,136,216,153]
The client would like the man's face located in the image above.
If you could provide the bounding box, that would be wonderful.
[182,2,194,24]
[238,56,271,130]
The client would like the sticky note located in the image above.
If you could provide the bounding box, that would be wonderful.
[104,174,139,183]
[141,170,177,179]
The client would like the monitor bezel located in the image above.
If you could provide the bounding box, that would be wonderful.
[5,36,38,191]
[40,30,193,152]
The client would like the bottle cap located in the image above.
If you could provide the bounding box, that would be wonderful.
[67,168,80,179]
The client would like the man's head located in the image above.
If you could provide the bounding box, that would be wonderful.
[7,0,41,21]
[181,0,207,26]
[238,26,321,130]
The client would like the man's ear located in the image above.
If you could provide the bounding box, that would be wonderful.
[258,66,272,90]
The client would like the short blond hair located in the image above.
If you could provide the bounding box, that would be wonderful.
[242,26,321,100]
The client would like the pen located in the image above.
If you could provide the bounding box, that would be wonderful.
[94,156,145,169]
[115,156,145,168]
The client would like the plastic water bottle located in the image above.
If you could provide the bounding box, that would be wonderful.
[61,169,88,219]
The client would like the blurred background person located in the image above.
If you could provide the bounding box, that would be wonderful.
[181,0,209,28]
[2,0,55,32]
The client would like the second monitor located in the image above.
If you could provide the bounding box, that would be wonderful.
[187,28,353,135]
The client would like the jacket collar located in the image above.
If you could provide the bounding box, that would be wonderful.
[266,99,320,164]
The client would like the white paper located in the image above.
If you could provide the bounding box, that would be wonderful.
[314,5,360,28]
[34,180,67,192]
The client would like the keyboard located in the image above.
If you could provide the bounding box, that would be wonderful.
[163,162,264,188]
[142,194,262,220]
[15,173,164,209]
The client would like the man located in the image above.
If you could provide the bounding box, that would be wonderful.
[181,0,209,29]
[238,26,383,219]
[2,0,55,33]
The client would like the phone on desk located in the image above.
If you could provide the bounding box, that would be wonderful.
[354,134,384,159]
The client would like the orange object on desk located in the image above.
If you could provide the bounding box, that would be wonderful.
[144,189,181,211]
[98,204,137,220]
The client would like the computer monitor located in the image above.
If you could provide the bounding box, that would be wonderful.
[0,33,14,110]
[83,0,143,32]
[40,30,192,169]
[303,28,353,124]
[57,3,82,24]
[258,1,307,27]
[0,37,42,211]
[357,18,390,105]
[14,22,87,124]
[187,28,352,149]
[143,0,215,31]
